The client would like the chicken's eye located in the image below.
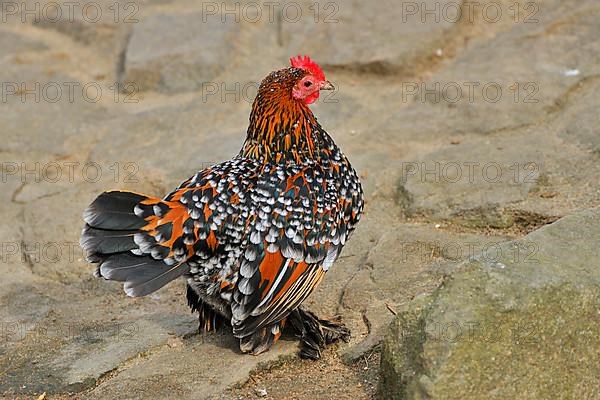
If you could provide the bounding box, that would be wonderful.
[304,81,313,87]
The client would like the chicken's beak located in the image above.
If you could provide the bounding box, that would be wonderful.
[320,81,335,90]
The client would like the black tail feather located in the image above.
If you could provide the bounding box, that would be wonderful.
[81,190,188,297]
[83,191,147,230]
[80,225,138,256]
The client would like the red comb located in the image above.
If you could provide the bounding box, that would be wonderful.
[290,55,325,81]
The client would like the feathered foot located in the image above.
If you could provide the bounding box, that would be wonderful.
[288,307,350,360]
[187,285,229,333]
[239,323,284,355]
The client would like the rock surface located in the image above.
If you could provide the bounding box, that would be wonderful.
[380,208,600,399]
[282,0,458,75]
[1,0,599,398]
[122,12,241,93]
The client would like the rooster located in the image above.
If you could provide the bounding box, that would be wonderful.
[80,55,364,359]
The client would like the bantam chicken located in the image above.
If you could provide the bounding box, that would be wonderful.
[80,55,364,359]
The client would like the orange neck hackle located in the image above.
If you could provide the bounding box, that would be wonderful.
[241,67,322,164]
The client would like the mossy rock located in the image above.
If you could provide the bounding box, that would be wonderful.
[379,208,600,399]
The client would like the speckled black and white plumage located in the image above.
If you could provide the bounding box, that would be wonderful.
[80,58,364,357]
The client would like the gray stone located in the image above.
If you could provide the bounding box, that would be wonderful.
[397,126,600,229]
[379,208,600,399]
[1,287,197,395]
[398,132,547,225]
[87,334,297,400]
[29,0,141,55]
[282,0,457,75]
[375,0,600,139]
[86,95,249,182]
[122,12,240,93]
[0,64,113,155]
[0,29,47,56]
[557,77,600,155]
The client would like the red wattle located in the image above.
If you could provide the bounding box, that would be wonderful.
[305,91,320,105]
